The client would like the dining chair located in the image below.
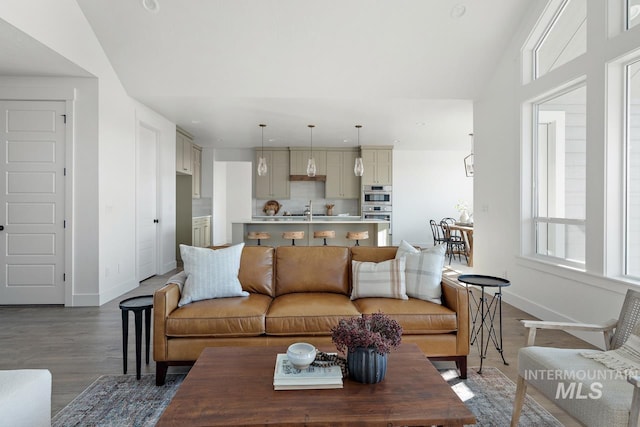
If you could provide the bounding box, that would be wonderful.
[440,220,467,264]
[429,219,447,246]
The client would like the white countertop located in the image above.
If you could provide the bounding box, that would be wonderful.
[235,217,389,224]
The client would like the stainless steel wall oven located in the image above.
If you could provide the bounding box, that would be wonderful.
[362,185,392,205]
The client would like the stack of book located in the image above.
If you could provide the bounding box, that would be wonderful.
[273,353,343,390]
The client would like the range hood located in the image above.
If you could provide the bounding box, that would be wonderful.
[289,175,326,182]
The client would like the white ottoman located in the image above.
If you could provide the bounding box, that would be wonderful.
[0,369,51,427]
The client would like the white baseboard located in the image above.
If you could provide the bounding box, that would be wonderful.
[503,290,607,349]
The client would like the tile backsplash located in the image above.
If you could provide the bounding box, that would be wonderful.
[192,197,213,217]
[255,181,359,216]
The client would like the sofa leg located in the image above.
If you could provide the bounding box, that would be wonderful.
[457,356,467,379]
[427,355,467,379]
[156,362,168,386]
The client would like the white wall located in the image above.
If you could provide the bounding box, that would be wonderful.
[1,0,177,305]
[474,0,638,347]
[212,162,228,245]
[226,162,253,239]
[393,150,473,247]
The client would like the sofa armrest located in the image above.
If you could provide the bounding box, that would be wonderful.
[441,274,470,355]
[153,283,181,362]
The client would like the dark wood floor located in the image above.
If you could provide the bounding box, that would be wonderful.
[0,268,595,426]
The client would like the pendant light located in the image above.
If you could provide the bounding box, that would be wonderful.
[306,124,317,177]
[257,124,268,177]
[354,125,364,177]
[463,133,474,177]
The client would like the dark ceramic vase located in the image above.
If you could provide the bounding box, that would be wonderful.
[347,347,387,384]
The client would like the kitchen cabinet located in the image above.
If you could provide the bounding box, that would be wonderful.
[255,148,290,199]
[325,149,360,199]
[192,144,202,198]
[361,147,393,185]
[192,216,211,248]
[289,148,327,176]
[176,129,194,175]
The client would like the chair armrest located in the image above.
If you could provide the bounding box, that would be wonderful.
[153,283,181,362]
[521,318,618,347]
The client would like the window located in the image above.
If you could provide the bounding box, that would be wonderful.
[626,59,640,277]
[534,0,587,79]
[629,0,640,29]
[534,85,586,264]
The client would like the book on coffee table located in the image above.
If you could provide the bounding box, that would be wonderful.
[273,353,343,390]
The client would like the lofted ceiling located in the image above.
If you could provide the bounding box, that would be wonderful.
[2,1,535,150]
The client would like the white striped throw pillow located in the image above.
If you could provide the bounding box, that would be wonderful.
[178,243,249,307]
[350,258,407,300]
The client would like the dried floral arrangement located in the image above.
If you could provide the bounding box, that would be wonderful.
[330,312,403,355]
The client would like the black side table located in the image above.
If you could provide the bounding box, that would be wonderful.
[119,295,153,380]
[457,274,510,374]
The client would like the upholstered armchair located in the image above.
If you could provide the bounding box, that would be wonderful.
[511,289,640,427]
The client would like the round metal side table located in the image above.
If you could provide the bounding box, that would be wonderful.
[457,274,510,374]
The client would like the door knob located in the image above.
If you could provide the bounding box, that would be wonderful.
[153,219,159,223]
[0,225,3,230]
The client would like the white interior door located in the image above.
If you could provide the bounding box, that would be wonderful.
[136,122,158,282]
[0,100,66,304]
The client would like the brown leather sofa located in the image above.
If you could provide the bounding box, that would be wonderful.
[153,245,469,385]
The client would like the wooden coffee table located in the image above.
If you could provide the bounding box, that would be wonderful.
[156,343,475,426]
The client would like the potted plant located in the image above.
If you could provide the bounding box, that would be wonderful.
[330,312,403,383]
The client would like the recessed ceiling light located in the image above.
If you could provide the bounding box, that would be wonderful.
[142,0,160,13]
[450,4,466,19]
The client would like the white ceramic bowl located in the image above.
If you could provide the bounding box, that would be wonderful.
[286,342,317,370]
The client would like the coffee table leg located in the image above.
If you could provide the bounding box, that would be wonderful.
[121,309,128,375]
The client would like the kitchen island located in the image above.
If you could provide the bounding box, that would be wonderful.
[232,217,390,247]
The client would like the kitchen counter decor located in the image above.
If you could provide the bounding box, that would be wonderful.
[263,200,281,216]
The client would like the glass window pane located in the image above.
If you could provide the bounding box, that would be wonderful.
[627,59,640,277]
[536,222,586,262]
[536,86,587,220]
[535,0,587,78]
[629,0,640,29]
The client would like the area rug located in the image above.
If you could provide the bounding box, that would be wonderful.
[52,367,562,427]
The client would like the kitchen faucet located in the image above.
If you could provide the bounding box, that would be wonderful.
[304,200,313,221]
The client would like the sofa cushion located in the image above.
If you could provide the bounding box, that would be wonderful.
[266,293,361,335]
[238,246,275,297]
[351,258,408,300]
[167,293,272,337]
[519,347,632,427]
[350,246,398,263]
[179,243,248,307]
[275,246,350,296]
[353,297,458,334]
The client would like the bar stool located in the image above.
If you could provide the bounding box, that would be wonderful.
[346,231,369,246]
[247,231,271,246]
[313,230,335,246]
[283,231,305,246]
